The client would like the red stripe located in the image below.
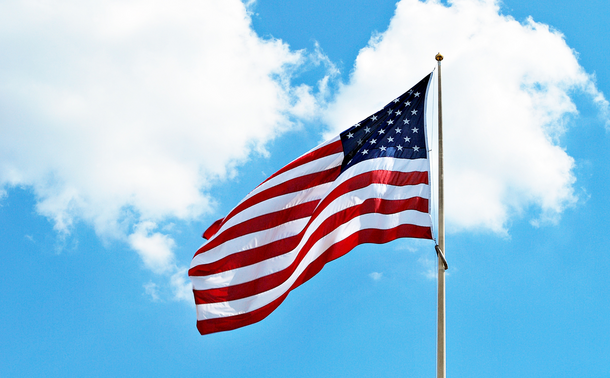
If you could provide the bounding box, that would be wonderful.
[193,196,429,303]
[259,140,343,186]
[196,200,318,260]
[202,218,224,240]
[194,166,341,257]
[292,223,433,289]
[197,290,290,335]
[201,168,424,241]
[194,169,427,260]
[195,223,431,335]
[195,171,428,274]
[190,233,303,277]
[192,170,428,276]
[225,167,341,225]
[312,170,428,221]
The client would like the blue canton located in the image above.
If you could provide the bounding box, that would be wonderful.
[340,74,431,172]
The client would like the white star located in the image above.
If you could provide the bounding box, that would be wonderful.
[380,146,387,151]
[397,145,403,151]
[395,127,402,133]
[386,119,393,125]
[411,109,418,115]
[362,149,369,155]
[346,132,354,139]
[387,109,393,115]
[403,119,410,124]
[371,115,377,121]
[387,136,394,142]
[413,145,420,151]
[414,92,420,97]
[395,110,402,115]
[370,139,377,144]
[404,101,411,106]
[411,127,419,133]
[404,136,411,142]
[364,127,371,133]
[357,139,364,145]
[354,123,361,127]
[378,129,385,134]
[393,98,400,103]
[408,90,413,95]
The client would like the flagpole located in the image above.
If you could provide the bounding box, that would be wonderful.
[435,52,446,378]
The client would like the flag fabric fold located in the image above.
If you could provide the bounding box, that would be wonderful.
[189,73,434,335]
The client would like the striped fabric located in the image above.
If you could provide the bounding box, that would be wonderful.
[190,74,434,335]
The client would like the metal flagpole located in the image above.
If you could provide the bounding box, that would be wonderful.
[435,52,447,378]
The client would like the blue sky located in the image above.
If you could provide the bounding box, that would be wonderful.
[1,0,609,377]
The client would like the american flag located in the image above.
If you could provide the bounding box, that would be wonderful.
[189,73,434,335]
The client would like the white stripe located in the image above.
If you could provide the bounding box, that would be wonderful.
[196,209,432,320]
[191,182,430,290]
[190,217,309,268]
[205,152,342,244]
[252,152,343,195]
[335,157,429,188]
[194,164,431,269]
[192,182,333,267]
[193,180,429,274]
[205,156,429,247]
[219,182,333,234]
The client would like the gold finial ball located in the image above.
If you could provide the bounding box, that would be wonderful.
[435,53,444,61]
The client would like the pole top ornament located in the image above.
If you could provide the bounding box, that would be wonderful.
[435,53,444,61]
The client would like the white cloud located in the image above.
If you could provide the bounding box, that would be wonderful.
[170,268,193,303]
[418,255,437,280]
[0,0,318,240]
[128,221,176,274]
[1,0,607,297]
[369,272,384,281]
[143,281,161,302]
[0,0,327,293]
[127,222,192,302]
[323,0,608,233]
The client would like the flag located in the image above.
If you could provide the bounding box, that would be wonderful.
[189,73,434,335]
